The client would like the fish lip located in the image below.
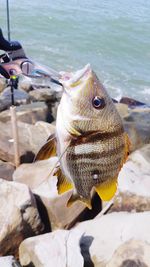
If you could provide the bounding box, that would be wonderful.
[60,63,91,87]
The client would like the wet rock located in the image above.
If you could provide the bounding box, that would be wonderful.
[0,98,10,112]
[120,96,146,108]
[0,160,15,181]
[109,144,150,213]
[0,121,55,164]
[13,157,86,230]
[0,256,21,267]
[29,88,56,102]
[123,108,150,151]
[106,239,150,267]
[19,230,83,267]
[0,179,43,257]
[0,102,53,124]
[0,87,30,110]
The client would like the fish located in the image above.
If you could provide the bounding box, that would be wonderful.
[35,64,130,209]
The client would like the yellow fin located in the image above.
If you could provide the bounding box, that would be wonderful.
[34,134,56,161]
[95,178,117,201]
[67,193,92,209]
[55,168,73,194]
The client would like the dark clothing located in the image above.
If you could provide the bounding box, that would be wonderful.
[0,28,21,51]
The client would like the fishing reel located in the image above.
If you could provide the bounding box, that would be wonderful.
[0,29,62,86]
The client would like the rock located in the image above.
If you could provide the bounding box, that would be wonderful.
[0,102,53,124]
[109,144,150,213]
[120,96,146,108]
[0,121,55,164]
[19,76,32,92]
[13,158,87,230]
[106,239,150,267]
[115,103,150,151]
[0,87,30,111]
[19,230,83,267]
[0,179,43,257]
[76,212,150,266]
[124,108,150,151]
[29,88,56,102]
[0,256,21,267]
[0,160,15,181]
[19,212,150,267]
[115,103,129,118]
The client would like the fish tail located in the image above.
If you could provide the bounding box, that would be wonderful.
[67,192,92,210]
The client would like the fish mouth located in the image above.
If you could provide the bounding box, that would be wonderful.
[60,64,92,88]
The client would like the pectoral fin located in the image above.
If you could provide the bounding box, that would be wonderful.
[67,193,92,209]
[34,134,57,161]
[55,168,73,194]
[95,178,117,201]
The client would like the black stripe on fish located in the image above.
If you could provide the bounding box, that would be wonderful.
[70,126,124,146]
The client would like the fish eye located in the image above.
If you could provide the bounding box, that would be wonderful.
[92,96,105,109]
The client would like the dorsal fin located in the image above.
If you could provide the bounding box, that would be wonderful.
[34,134,57,161]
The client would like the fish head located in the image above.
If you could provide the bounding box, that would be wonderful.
[59,64,123,135]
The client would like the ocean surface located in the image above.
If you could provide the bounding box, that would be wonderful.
[0,0,150,103]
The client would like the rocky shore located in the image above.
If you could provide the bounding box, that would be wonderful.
[0,76,150,267]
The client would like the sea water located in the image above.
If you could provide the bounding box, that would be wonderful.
[0,0,150,103]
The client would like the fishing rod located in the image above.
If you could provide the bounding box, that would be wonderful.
[6,0,11,41]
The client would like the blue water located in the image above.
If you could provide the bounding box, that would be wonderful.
[0,0,150,103]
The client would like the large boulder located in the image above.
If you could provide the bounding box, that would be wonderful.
[106,239,150,267]
[0,179,43,257]
[0,121,55,164]
[19,212,150,267]
[0,160,15,181]
[77,211,150,266]
[19,230,83,267]
[109,144,150,213]
[29,88,56,102]
[0,102,53,124]
[0,87,31,111]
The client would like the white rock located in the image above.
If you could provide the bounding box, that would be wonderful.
[19,230,84,267]
[76,211,150,266]
[19,212,150,267]
[106,239,150,267]
[0,256,21,267]
[118,144,150,197]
